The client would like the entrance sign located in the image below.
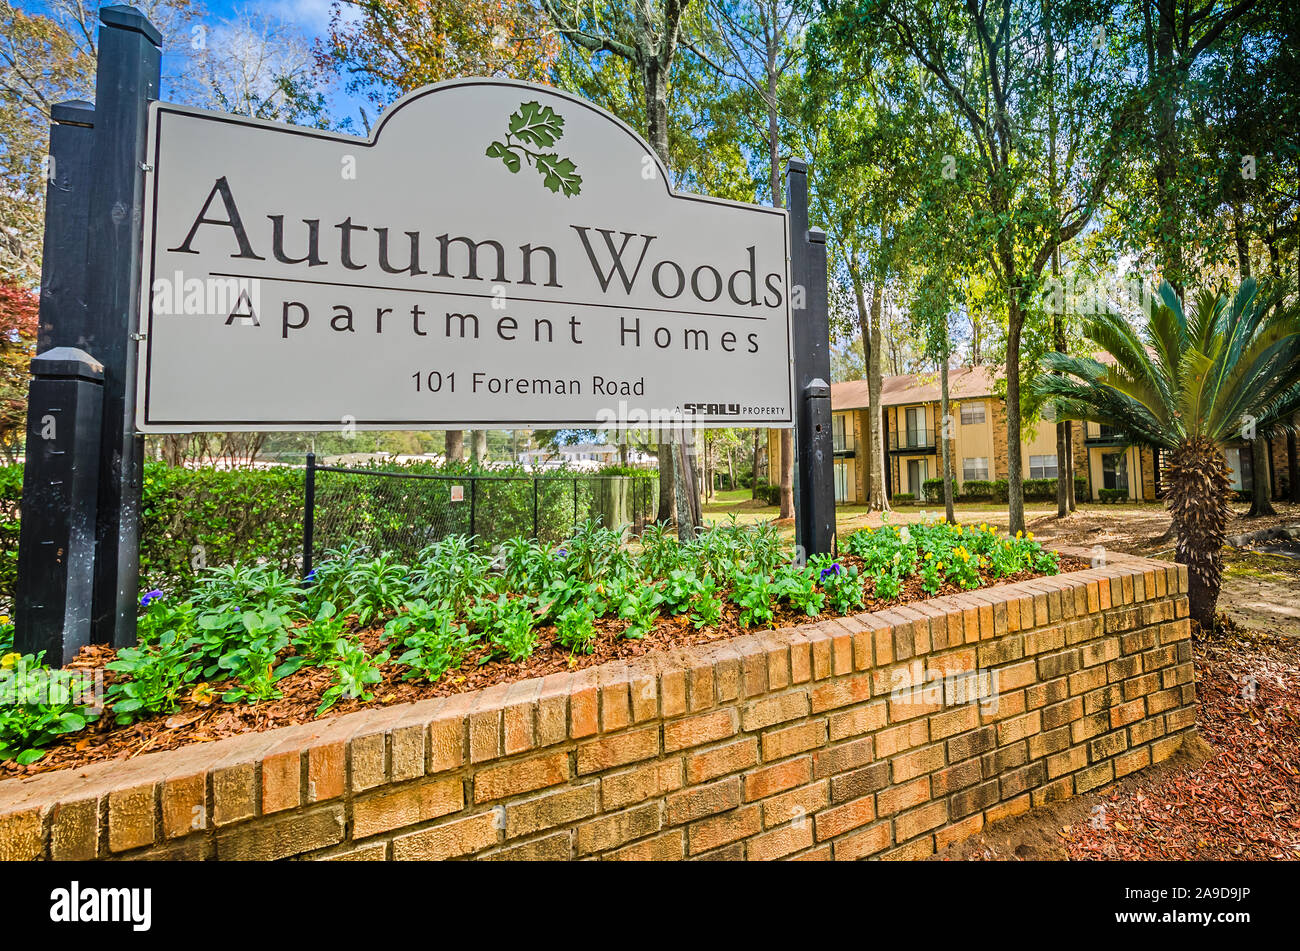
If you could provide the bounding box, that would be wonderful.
[136,80,795,431]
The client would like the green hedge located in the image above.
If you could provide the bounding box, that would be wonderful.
[958,476,1088,503]
[1098,488,1129,503]
[0,462,304,605]
[892,493,916,505]
[753,483,781,506]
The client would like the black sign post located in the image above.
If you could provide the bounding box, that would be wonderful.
[785,159,835,557]
[83,6,161,648]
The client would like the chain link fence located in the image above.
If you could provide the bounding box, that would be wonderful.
[304,456,659,572]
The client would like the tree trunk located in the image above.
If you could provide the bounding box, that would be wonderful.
[1005,283,1027,535]
[779,430,794,518]
[939,354,954,524]
[446,430,465,463]
[752,429,760,499]
[470,430,488,466]
[1289,428,1299,503]
[1056,422,1069,518]
[866,281,888,511]
[1167,435,1232,629]
[1247,436,1275,516]
[1066,423,1077,510]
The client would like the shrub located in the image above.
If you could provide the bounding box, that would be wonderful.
[891,493,916,505]
[753,483,781,506]
[1098,488,1129,503]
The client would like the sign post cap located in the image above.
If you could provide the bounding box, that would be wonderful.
[32,347,105,382]
[100,5,163,46]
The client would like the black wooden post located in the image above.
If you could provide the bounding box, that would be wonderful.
[302,453,316,580]
[84,6,161,647]
[36,101,95,353]
[15,350,105,665]
[786,159,835,556]
[533,477,539,539]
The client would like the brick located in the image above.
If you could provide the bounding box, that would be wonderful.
[946,725,996,761]
[882,835,935,861]
[474,751,570,803]
[686,737,760,784]
[743,757,812,801]
[687,661,715,711]
[1041,697,1082,731]
[162,772,206,839]
[1024,626,1065,655]
[830,761,891,804]
[307,739,347,802]
[261,749,302,814]
[999,761,1046,799]
[761,719,827,761]
[392,811,500,860]
[353,776,463,838]
[504,782,599,839]
[607,830,685,861]
[998,710,1042,746]
[49,798,98,861]
[1073,761,1114,793]
[688,803,761,854]
[812,737,874,779]
[1037,649,1082,679]
[1033,776,1075,807]
[599,665,632,732]
[949,780,998,818]
[628,667,659,723]
[810,674,873,713]
[502,681,540,755]
[1047,744,1088,779]
[814,795,877,840]
[891,743,946,783]
[576,726,660,774]
[749,821,814,860]
[216,805,344,861]
[486,831,572,861]
[741,691,810,731]
[761,781,828,828]
[569,670,600,738]
[324,842,389,861]
[576,802,662,856]
[666,776,742,825]
[536,675,571,747]
[1027,725,1071,761]
[894,800,947,841]
[106,783,156,854]
[350,730,388,791]
[601,759,684,810]
[833,821,891,860]
[1025,677,1069,713]
[876,719,929,757]
[1114,746,1151,777]
[664,709,737,752]
[931,759,983,796]
[935,813,984,851]
[1111,698,1146,729]
[389,722,427,781]
[1152,734,1186,763]
[212,761,258,827]
[876,776,930,816]
[1071,711,1111,744]
[1165,706,1197,732]
[985,793,1032,824]
[828,700,889,741]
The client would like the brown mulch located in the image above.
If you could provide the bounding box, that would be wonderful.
[936,617,1300,861]
[0,555,1089,781]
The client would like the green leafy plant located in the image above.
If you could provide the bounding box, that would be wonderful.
[317,639,390,716]
[809,555,864,614]
[385,599,477,682]
[773,563,826,616]
[104,629,200,724]
[0,653,98,764]
[618,584,663,639]
[469,595,538,662]
[731,572,776,628]
[555,602,597,655]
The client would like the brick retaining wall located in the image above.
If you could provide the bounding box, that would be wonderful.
[0,551,1196,861]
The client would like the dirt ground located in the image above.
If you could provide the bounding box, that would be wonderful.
[702,494,1300,860]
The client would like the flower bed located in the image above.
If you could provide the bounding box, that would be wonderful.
[1,518,1084,778]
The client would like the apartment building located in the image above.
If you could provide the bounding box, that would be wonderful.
[769,366,1298,504]
[765,366,1155,504]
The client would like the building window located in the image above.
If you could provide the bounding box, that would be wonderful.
[1102,451,1129,492]
[834,461,849,502]
[832,414,848,452]
[1029,454,1058,479]
[960,402,985,425]
[963,457,989,481]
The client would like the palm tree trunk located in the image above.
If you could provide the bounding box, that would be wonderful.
[1246,437,1276,516]
[1166,435,1232,629]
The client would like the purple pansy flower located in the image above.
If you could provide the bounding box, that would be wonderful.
[140,589,165,606]
[819,563,843,580]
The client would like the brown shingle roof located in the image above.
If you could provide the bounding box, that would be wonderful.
[831,365,999,410]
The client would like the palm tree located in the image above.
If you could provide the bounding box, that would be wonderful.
[1038,279,1300,629]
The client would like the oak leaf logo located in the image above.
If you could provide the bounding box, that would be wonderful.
[486,101,583,197]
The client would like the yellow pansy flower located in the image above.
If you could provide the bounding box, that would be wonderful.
[1,652,21,669]
[190,682,216,706]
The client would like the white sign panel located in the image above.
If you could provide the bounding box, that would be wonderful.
[137,79,794,431]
